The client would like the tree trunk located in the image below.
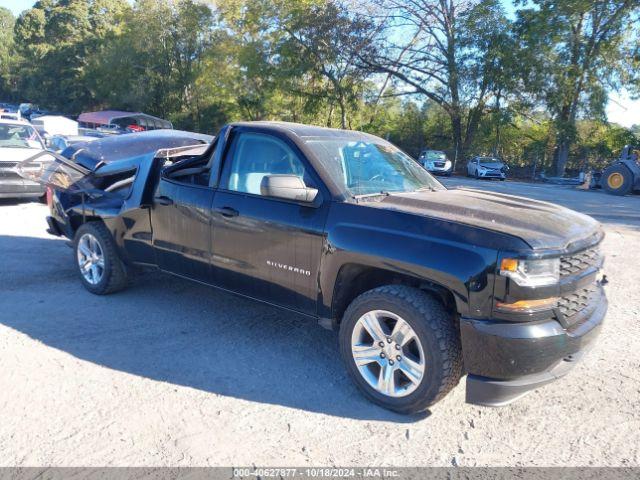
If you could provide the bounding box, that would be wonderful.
[463,105,483,157]
[494,92,502,155]
[555,140,570,177]
[554,104,574,177]
[326,102,334,127]
[451,112,464,171]
[338,94,347,129]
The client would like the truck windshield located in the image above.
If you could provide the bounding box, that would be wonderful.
[305,137,444,196]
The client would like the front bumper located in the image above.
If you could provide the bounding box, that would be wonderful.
[478,170,506,179]
[426,165,453,175]
[461,289,607,406]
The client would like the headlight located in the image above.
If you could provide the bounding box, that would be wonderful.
[444,160,452,169]
[500,257,560,287]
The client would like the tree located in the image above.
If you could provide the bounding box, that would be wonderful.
[216,0,376,129]
[0,7,18,99]
[360,0,513,165]
[516,0,640,176]
[88,0,216,130]
[275,1,376,128]
[14,0,129,112]
[577,120,638,169]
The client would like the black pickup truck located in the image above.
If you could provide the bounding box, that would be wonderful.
[32,122,607,414]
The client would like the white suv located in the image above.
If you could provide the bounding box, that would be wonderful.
[0,119,47,199]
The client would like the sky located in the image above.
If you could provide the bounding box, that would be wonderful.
[3,0,639,128]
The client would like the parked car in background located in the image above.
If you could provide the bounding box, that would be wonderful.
[0,111,21,121]
[467,156,508,180]
[0,119,46,199]
[78,110,173,133]
[418,149,453,176]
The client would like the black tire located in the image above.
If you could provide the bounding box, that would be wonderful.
[339,285,463,414]
[474,170,480,179]
[602,164,633,196]
[500,177,506,181]
[73,222,130,295]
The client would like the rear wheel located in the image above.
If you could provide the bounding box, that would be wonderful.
[602,164,633,196]
[74,222,130,295]
[339,285,463,414]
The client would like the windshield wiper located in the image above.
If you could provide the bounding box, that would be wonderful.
[352,191,390,202]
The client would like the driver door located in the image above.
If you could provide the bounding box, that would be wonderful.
[210,130,329,314]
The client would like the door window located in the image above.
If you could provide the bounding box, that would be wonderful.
[224,132,308,195]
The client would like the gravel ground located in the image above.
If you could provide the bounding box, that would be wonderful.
[0,180,639,467]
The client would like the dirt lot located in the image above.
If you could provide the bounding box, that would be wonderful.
[0,180,639,467]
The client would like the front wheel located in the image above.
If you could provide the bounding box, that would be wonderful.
[339,285,463,414]
[74,222,130,295]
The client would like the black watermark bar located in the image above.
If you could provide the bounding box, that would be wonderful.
[0,468,638,480]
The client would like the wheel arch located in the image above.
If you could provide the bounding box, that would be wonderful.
[67,207,134,265]
[329,263,458,328]
[68,213,106,233]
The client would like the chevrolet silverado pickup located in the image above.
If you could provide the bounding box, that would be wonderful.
[29,123,607,414]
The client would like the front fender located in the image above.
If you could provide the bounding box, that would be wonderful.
[319,203,508,320]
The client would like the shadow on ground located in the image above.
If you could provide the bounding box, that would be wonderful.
[0,234,428,422]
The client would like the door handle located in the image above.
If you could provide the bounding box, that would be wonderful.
[215,206,239,218]
[154,195,174,206]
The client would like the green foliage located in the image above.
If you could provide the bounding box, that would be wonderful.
[2,0,638,175]
[13,0,129,111]
[516,0,639,175]
[0,7,18,99]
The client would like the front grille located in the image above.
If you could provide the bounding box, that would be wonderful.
[557,284,599,327]
[0,164,20,179]
[434,161,445,167]
[560,245,601,277]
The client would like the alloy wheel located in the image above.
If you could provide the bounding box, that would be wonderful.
[77,233,105,285]
[350,310,426,397]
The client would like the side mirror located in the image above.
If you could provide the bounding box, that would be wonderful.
[260,174,318,203]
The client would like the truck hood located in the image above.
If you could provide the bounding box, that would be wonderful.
[368,188,601,251]
[0,147,44,163]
